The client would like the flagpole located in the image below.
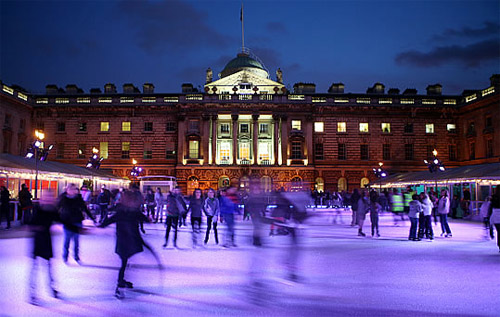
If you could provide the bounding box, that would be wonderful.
[241,2,245,52]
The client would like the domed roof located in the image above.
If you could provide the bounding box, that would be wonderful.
[219,53,267,78]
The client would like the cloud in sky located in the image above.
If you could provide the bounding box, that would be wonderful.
[432,21,500,41]
[117,0,233,54]
[266,21,287,34]
[395,39,500,68]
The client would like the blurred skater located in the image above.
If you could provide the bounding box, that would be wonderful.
[29,190,60,305]
[0,186,11,229]
[220,187,239,248]
[163,186,186,248]
[203,188,220,245]
[188,189,203,248]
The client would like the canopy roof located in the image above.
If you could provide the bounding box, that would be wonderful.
[0,153,127,182]
[373,162,500,188]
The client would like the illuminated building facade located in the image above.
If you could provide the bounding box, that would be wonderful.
[1,52,499,193]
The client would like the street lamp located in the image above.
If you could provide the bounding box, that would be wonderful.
[86,147,104,169]
[25,130,54,199]
[424,149,445,192]
[130,159,143,185]
[372,162,387,193]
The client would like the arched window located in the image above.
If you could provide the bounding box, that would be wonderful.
[239,176,250,191]
[360,177,370,189]
[218,176,230,190]
[261,176,272,192]
[187,176,199,194]
[338,177,347,192]
[315,177,324,193]
[291,176,302,192]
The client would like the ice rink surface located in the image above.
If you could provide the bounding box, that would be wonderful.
[1,210,499,316]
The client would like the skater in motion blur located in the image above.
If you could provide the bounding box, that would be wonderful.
[29,190,60,305]
[99,190,150,298]
[203,188,220,245]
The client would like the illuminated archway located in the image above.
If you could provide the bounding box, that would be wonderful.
[218,175,230,190]
[291,176,303,192]
[338,177,347,192]
[261,176,272,192]
[360,177,370,189]
[315,177,324,192]
[187,176,199,194]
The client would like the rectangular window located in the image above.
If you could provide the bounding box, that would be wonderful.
[144,122,153,132]
[219,142,231,162]
[78,122,87,132]
[291,120,301,131]
[426,123,435,134]
[258,142,271,162]
[447,124,456,133]
[143,142,152,159]
[220,123,230,134]
[240,123,249,134]
[449,145,457,161]
[359,123,369,133]
[383,144,391,160]
[122,121,131,132]
[239,142,250,160]
[100,122,109,132]
[360,144,369,160]
[121,142,130,159]
[56,122,66,132]
[337,122,347,133]
[291,141,302,159]
[315,143,324,160]
[100,142,108,159]
[259,123,269,134]
[78,144,86,159]
[404,123,414,134]
[469,142,475,160]
[338,143,347,160]
[189,140,199,158]
[166,122,176,132]
[486,139,493,158]
[381,123,391,133]
[56,143,64,159]
[405,144,414,160]
[189,120,199,132]
[314,122,324,133]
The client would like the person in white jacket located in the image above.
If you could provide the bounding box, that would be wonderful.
[438,189,452,237]
[420,192,434,240]
[480,197,493,240]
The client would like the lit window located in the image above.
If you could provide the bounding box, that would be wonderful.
[258,142,271,162]
[3,85,14,94]
[55,98,69,104]
[98,97,112,103]
[122,121,131,132]
[259,123,269,134]
[357,98,370,104]
[291,120,301,131]
[337,122,347,133]
[121,142,130,159]
[189,140,199,158]
[36,98,48,104]
[164,96,179,103]
[120,97,134,103]
[314,122,324,133]
[219,141,231,162]
[426,123,434,134]
[359,123,369,133]
[239,143,250,160]
[100,142,108,159]
[447,124,456,133]
[100,122,109,132]
[240,123,249,134]
[77,97,90,103]
[381,123,391,133]
[18,93,28,101]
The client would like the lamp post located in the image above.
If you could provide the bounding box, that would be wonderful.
[424,149,445,193]
[25,130,54,199]
[130,159,143,185]
[85,147,104,192]
[372,162,387,193]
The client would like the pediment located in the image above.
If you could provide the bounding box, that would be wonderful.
[205,70,284,93]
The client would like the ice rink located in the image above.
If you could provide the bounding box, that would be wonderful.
[1,210,499,316]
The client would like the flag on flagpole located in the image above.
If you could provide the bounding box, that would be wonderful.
[240,4,243,22]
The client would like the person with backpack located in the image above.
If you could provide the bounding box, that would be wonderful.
[58,183,96,264]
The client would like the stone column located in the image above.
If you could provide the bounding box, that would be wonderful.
[202,114,210,165]
[252,114,259,165]
[272,114,280,165]
[211,115,217,165]
[281,114,288,165]
[232,114,238,165]
[177,114,186,164]
[305,114,314,165]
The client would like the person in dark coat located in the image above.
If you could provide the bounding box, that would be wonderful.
[19,183,33,223]
[29,190,60,305]
[58,183,96,264]
[99,191,149,298]
[163,186,186,248]
[350,189,360,226]
[188,189,203,247]
[0,186,11,229]
[245,179,268,246]
[97,185,111,223]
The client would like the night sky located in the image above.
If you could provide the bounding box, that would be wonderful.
[1,0,499,95]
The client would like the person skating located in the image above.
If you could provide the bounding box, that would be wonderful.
[220,187,239,248]
[97,185,111,223]
[487,187,500,252]
[154,187,164,223]
[58,183,96,264]
[99,191,149,299]
[356,191,369,237]
[188,189,203,247]
[0,186,11,229]
[420,192,434,240]
[408,194,422,241]
[163,186,186,248]
[480,196,493,240]
[369,192,381,237]
[438,189,452,237]
[19,183,33,224]
[203,188,220,245]
[29,190,60,305]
